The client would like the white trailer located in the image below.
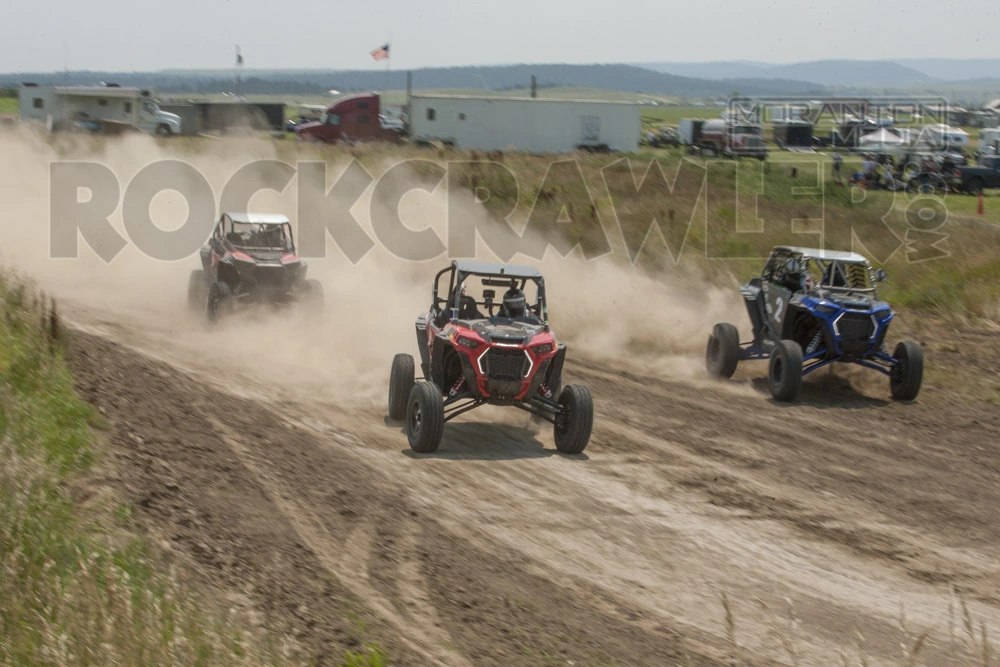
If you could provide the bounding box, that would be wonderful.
[407,94,639,153]
[920,123,969,148]
[979,128,1000,152]
[18,84,182,135]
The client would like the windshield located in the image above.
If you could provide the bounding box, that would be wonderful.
[458,278,543,322]
[231,222,293,250]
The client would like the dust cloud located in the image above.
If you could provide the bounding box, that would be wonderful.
[0,128,746,409]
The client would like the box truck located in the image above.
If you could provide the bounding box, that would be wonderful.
[678,118,767,159]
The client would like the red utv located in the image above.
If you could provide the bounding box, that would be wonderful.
[388,261,593,454]
[187,213,323,321]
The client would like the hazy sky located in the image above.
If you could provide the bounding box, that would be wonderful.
[1,0,996,72]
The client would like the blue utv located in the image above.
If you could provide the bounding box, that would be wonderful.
[706,246,924,402]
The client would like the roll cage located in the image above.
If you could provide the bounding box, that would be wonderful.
[212,214,295,252]
[431,261,547,325]
[763,248,883,299]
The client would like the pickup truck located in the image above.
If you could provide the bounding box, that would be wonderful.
[951,155,1000,195]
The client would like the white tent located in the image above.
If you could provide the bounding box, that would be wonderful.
[858,128,905,151]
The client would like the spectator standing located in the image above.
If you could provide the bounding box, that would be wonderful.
[862,155,876,186]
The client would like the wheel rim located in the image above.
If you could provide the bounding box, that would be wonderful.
[892,354,907,385]
[410,399,422,434]
[555,396,570,435]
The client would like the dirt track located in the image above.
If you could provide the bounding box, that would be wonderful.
[62,300,1000,667]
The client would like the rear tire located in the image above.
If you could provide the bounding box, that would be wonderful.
[388,353,415,420]
[965,178,984,196]
[706,323,740,379]
[406,381,444,454]
[187,270,206,311]
[206,282,232,322]
[768,340,803,402]
[890,341,923,400]
[553,384,593,454]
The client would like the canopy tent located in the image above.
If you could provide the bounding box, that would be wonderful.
[858,128,905,151]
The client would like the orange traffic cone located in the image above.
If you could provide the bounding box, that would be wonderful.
[978,192,985,215]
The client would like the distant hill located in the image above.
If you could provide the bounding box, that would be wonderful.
[893,59,1000,82]
[641,60,934,86]
[0,64,827,98]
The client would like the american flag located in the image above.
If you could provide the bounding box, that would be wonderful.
[370,43,390,61]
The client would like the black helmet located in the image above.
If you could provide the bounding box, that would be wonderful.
[503,290,526,318]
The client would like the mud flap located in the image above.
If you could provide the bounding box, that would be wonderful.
[546,345,567,389]
[430,334,451,389]
[415,315,431,378]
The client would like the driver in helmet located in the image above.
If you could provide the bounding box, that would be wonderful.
[501,287,527,319]
[499,282,544,324]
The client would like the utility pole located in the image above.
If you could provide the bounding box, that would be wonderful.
[530,75,537,98]
[235,45,244,100]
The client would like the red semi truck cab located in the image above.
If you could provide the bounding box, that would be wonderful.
[700,119,768,160]
[295,93,403,143]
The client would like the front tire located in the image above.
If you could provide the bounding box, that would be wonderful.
[768,340,803,402]
[706,323,740,379]
[388,353,415,420]
[156,124,172,136]
[553,384,593,454]
[890,341,923,400]
[206,281,232,322]
[406,381,444,453]
[965,178,984,196]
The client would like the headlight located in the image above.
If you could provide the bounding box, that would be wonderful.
[814,303,838,315]
[456,336,480,349]
[532,343,554,355]
[874,309,893,322]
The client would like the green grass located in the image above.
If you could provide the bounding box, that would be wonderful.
[0,271,392,666]
[640,104,722,126]
[0,97,16,115]
[341,645,389,667]
[0,275,272,665]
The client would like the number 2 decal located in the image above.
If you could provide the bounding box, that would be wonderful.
[773,296,785,325]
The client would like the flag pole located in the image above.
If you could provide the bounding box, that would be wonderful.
[235,44,243,100]
[384,38,391,93]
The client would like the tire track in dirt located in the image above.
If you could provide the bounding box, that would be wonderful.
[63,302,1000,666]
[67,328,726,666]
[203,415,472,667]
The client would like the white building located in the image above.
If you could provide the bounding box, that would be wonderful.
[407,94,639,153]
